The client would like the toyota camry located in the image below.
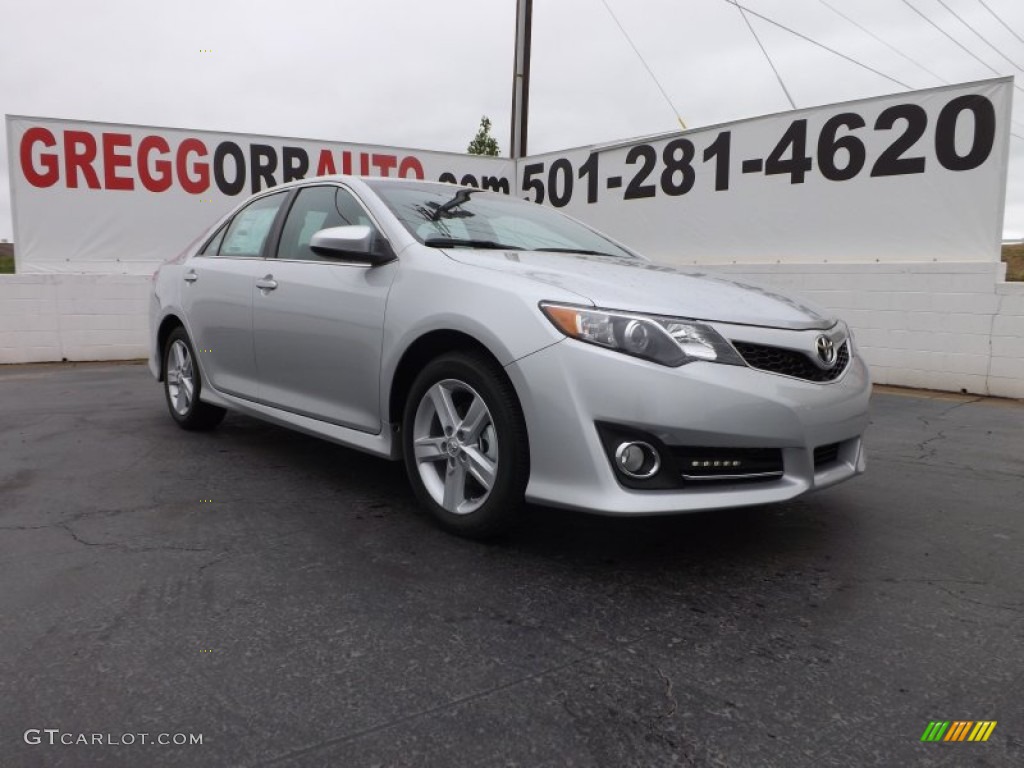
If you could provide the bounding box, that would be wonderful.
[149,177,870,538]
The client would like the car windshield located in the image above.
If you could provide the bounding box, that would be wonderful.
[365,181,640,260]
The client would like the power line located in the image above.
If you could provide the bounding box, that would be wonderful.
[934,0,1024,70]
[597,0,687,130]
[898,0,1024,96]
[815,0,950,85]
[898,0,1004,78]
[722,1,913,90]
[736,1,1024,136]
[976,0,1024,47]
[730,0,796,109]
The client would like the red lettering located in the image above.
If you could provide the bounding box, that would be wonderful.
[316,149,337,176]
[64,131,100,189]
[138,136,172,192]
[398,156,425,179]
[20,127,59,187]
[371,154,397,177]
[102,133,134,191]
[360,152,370,176]
[176,139,209,194]
[342,151,352,175]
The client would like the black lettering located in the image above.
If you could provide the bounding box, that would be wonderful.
[935,95,996,172]
[660,138,696,196]
[250,144,278,192]
[481,176,510,194]
[702,132,731,191]
[624,144,657,199]
[871,105,926,177]
[213,141,245,196]
[817,113,866,181]
[765,120,812,184]
[548,159,573,207]
[282,146,309,183]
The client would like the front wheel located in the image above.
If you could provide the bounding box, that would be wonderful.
[402,352,529,539]
[163,327,226,431]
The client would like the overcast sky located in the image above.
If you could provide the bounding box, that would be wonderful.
[1,0,1023,241]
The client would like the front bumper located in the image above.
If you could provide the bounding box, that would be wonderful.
[147,292,162,380]
[505,338,871,515]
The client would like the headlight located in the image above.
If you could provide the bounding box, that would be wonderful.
[540,302,745,367]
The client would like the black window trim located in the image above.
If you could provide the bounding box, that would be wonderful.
[269,182,396,264]
[195,188,292,261]
[197,222,228,257]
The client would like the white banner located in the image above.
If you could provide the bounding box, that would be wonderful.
[5,78,1012,273]
[519,78,1012,265]
[5,117,513,273]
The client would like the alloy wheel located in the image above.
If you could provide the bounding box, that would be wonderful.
[412,379,499,516]
[167,339,195,416]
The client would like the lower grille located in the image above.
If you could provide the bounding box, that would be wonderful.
[733,340,850,383]
[814,443,841,468]
[670,447,784,483]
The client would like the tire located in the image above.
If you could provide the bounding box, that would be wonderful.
[163,326,226,431]
[402,351,529,539]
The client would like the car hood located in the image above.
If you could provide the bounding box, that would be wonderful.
[443,249,836,330]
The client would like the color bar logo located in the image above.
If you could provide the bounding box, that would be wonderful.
[921,721,997,742]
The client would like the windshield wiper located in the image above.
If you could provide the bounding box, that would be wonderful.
[430,189,477,221]
[423,238,523,250]
[533,247,625,258]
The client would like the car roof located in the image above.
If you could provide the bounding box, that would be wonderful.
[270,175,467,192]
[242,175,488,206]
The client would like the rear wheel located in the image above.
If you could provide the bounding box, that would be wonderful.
[163,327,226,431]
[402,352,528,539]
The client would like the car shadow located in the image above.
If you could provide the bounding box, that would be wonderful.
[205,413,853,580]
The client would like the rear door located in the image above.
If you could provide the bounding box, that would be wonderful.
[182,191,289,400]
[252,184,397,432]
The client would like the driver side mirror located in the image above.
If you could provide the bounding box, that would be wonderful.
[309,226,394,265]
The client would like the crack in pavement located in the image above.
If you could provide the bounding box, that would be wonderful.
[913,397,984,460]
[653,664,678,719]
[55,522,211,554]
[930,584,1024,614]
[859,576,1023,614]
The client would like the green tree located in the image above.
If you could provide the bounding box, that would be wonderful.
[467,116,500,157]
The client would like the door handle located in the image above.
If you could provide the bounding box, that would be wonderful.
[183,271,198,283]
[256,276,278,291]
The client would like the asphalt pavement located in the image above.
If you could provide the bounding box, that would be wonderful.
[1,362,1021,768]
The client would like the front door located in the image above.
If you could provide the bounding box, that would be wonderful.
[253,185,396,433]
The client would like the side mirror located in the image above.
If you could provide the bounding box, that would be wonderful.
[309,226,394,265]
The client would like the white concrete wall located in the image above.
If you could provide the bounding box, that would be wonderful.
[710,262,1024,399]
[1,265,1022,398]
[0,274,150,364]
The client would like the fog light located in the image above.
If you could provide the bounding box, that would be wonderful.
[614,441,661,479]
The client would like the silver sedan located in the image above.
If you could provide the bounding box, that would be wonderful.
[149,177,870,538]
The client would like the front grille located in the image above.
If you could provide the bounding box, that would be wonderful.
[733,340,850,383]
[814,443,841,468]
[671,447,784,483]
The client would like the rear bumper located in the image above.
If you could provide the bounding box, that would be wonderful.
[505,339,871,515]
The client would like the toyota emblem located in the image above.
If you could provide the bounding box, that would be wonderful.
[815,335,837,368]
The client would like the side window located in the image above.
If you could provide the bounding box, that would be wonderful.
[198,224,227,256]
[277,186,378,262]
[219,192,287,258]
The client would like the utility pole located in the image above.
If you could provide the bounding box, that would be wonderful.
[510,0,533,159]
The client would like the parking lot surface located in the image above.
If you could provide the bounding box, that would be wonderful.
[1,362,1022,767]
